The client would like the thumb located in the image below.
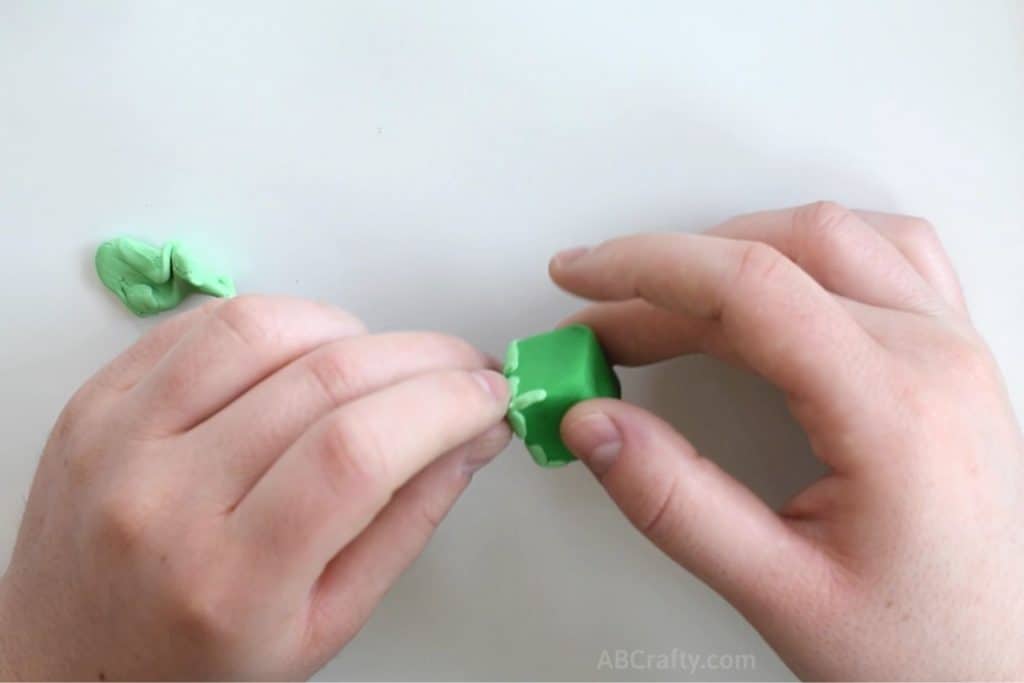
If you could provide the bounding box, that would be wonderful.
[561,399,827,616]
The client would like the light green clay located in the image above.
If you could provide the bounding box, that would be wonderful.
[509,411,528,439]
[528,444,550,466]
[95,237,235,316]
[507,388,547,440]
[509,389,547,413]
[504,341,519,374]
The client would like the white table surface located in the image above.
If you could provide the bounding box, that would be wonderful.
[2,1,1022,680]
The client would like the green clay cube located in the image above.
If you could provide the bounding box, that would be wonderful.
[504,324,621,467]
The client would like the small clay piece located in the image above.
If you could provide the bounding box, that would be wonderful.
[504,324,621,467]
[95,237,235,316]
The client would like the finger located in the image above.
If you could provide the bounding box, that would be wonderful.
[549,232,881,419]
[306,423,511,657]
[228,369,508,594]
[561,399,833,621]
[128,296,366,435]
[93,300,223,392]
[853,210,967,313]
[564,294,889,371]
[189,332,492,507]
[710,202,940,313]
[561,299,744,367]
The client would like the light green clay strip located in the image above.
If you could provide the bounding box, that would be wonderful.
[505,359,524,436]
[528,444,550,466]
[509,411,527,439]
[95,237,235,317]
[506,375,546,439]
[509,389,547,412]
[505,340,551,446]
[504,341,519,375]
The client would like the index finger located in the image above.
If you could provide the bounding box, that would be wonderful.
[549,233,881,411]
[227,368,509,595]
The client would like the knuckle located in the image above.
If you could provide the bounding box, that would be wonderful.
[636,455,716,544]
[52,386,90,444]
[195,297,229,317]
[898,216,941,252]
[64,444,100,486]
[793,201,857,257]
[153,362,196,411]
[734,241,789,291]
[800,200,854,232]
[170,580,237,644]
[636,470,685,542]
[92,490,156,550]
[307,344,368,404]
[904,326,998,398]
[318,414,391,495]
[324,305,368,335]
[412,496,450,537]
[157,538,242,644]
[942,335,996,383]
[902,215,936,237]
[213,295,277,348]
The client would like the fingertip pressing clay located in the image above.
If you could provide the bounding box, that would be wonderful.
[504,324,621,467]
[95,237,235,316]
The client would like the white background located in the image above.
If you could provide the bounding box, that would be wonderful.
[1,1,1022,680]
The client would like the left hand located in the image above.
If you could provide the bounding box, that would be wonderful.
[0,296,510,680]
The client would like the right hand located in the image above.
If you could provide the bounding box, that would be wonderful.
[551,202,1024,680]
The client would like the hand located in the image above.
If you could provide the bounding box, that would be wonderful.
[0,296,510,680]
[550,202,1024,680]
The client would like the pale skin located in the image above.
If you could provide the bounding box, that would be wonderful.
[1,202,1021,680]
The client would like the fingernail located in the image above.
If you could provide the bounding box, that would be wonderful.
[473,370,508,401]
[461,424,512,475]
[553,246,590,267]
[563,412,621,476]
